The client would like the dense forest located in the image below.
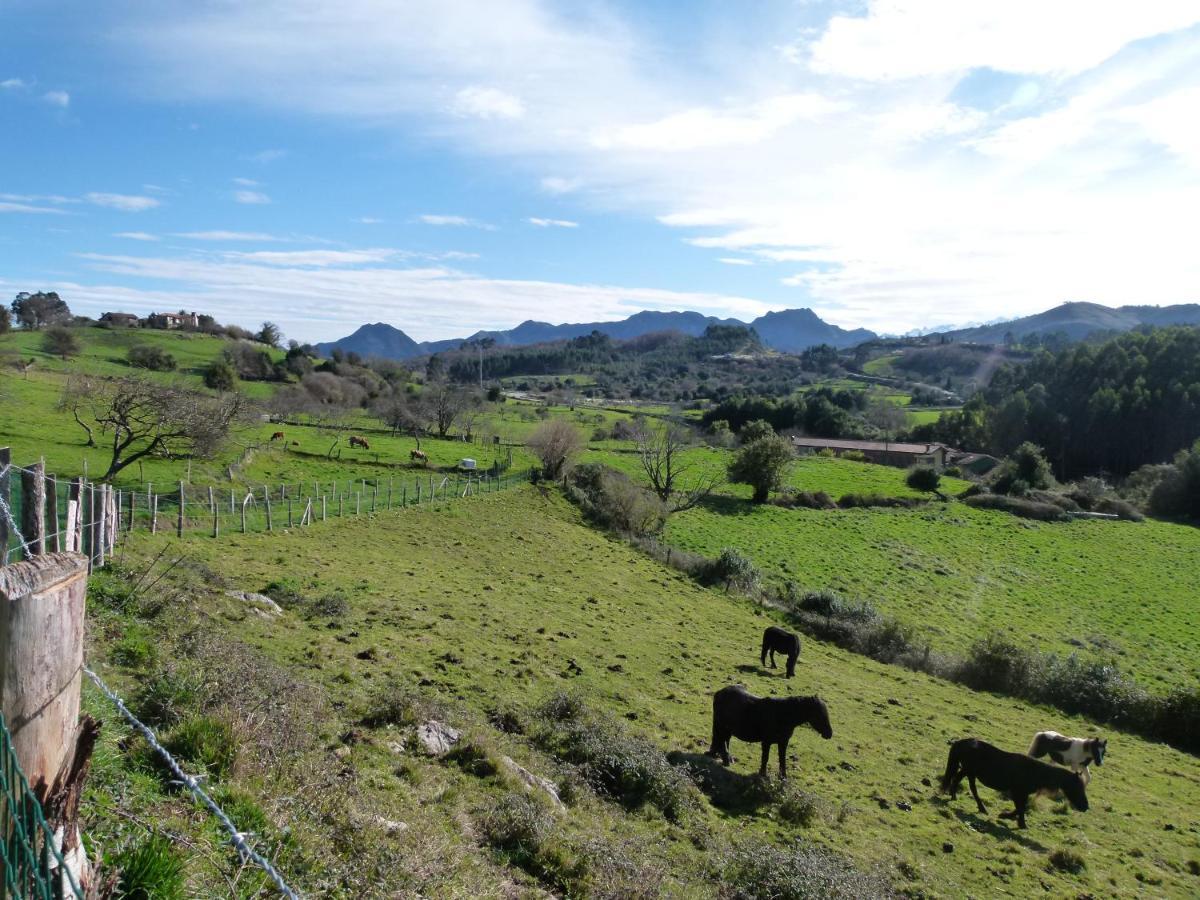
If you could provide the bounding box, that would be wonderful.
[909,327,1200,477]
[437,326,814,400]
[700,388,873,438]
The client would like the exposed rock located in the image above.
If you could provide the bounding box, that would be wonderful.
[501,756,564,809]
[373,816,408,835]
[387,741,405,755]
[225,590,282,618]
[416,720,461,756]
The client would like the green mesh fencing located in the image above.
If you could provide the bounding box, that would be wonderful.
[0,712,84,900]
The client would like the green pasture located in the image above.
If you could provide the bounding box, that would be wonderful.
[96,487,1200,897]
[666,497,1200,691]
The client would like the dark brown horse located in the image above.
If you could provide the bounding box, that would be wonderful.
[941,738,1088,829]
[707,685,831,778]
[761,626,801,678]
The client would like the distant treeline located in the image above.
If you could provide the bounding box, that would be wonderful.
[700,388,871,437]
[437,326,814,401]
[910,326,1200,477]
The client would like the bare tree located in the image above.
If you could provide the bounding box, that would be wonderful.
[636,423,722,512]
[69,376,246,479]
[867,396,908,456]
[58,374,99,447]
[421,379,471,438]
[528,419,584,480]
[371,389,425,448]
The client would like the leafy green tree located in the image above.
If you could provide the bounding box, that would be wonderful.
[739,419,775,444]
[11,291,71,329]
[204,359,237,392]
[256,321,283,348]
[42,326,81,359]
[991,442,1054,495]
[0,305,11,333]
[1149,441,1200,521]
[906,465,941,495]
[728,433,793,503]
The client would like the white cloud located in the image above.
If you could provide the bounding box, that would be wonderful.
[172,230,287,241]
[66,249,772,342]
[85,192,160,212]
[246,148,287,163]
[596,93,844,152]
[1,78,28,90]
[806,1,1200,80]
[42,90,70,107]
[354,216,384,224]
[232,177,259,186]
[418,214,491,228]
[527,217,578,228]
[717,257,753,266]
[234,189,271,204]
[223,248,399,266]
[540,176,583,194]
[453,86,525,120]
[0,201,66,214]
[114,231,159,241]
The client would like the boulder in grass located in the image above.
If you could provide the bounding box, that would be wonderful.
[501,755,564,810]
[225,590,282,618]
[416,720,461,756]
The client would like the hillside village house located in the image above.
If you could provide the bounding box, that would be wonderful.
[791,436,949,469]
[146,311,200,329]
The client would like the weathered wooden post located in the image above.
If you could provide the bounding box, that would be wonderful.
[126,488,134,535]
[20,462,46,559]
[96,486,107,569]
[287,496,293,528]
[48,475,61,553]
[0,552,98,896]
[211,486,219,539]
[66,479,82,551]
[321,495,327,522]
[177,482,185,538]
[355,492,361,516]
[150,494,158,535]
[241,494,248,534]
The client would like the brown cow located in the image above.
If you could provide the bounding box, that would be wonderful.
[349,435,370,450]
[270,431,285,441]
[410,449,428,464]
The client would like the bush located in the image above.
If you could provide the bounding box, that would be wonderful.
[482,793,583,893]
[528,419,585,480]
[776,784,824,827]
[163,716,237,779]
[127,345,178,371]
[108,835,186,900]
[837,493,925,509]
[42,326,80,359]
[841,449,867,462]
[718,840,889,899]
[906,465,941,494]
[728,433,794,503]
[990,442,1055,495]
[956,633,1038,696]
[361,680,439,728]
[1095,497,1144,521]
[1148,441,1200,520]
[567,464,666,536]
[1047,847,1086,875]
[705,547,760,593]
[204,359,237,392]
[771,490,836,510]
[532,692,698,822]
[793,589,877,623]
[134,667,202,728]
[963,493,1068,521]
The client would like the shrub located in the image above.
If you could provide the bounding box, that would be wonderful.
[42,326,81,359]
[943,465,962,477]
[108,835,186,900]
[1148,441,1200,520]
[163,715,237,779]
[528,419,585,480]
[203,359,237,392]
[739,419,775,444]
[361,680,439,728]
[794,589,878,623]
[906,465,941,494]
[127,345,178,371]
[567,464,666,536]
[728,433,794,503]
[956,633,1038,696]
[990,442,1055,495]
[963,493,1068,521]
[134,667,202,728]
[841,449,868,462]
[705,547,760,593]
[532,693,698,822]
[771,490,836,510]
[837,493,925,509]
[776,784,824,827]
[1047,847,1086,875]
[1095,497,1144,521]
[482,793,583,893]
[718,839,889,899]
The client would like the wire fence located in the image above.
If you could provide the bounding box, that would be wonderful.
[1,447,536,564]
[0,712,85,900]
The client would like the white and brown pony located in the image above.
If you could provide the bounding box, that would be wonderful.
[1028,731,1107,784]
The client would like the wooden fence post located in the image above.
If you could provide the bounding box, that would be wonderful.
[96,486,107,569]
[210,486,219,539]
[0,446,10,565]
[321,495,327,522]
[287,497,293,528]
[0,551,96,896]
[67,479,82,551]
[241,494,248,534]
[48,474,61,553]
[126,488,134,535]
[150,494,158,534]
[20,461,46,559]
[175,483,184,538]
[355,492,361,516]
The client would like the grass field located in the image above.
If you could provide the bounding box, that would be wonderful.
[666,496,1200,691]
[84,487,1200,897]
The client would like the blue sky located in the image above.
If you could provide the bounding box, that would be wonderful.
[3,1,1200,344]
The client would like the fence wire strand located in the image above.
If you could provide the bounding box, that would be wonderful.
[81,667,301,900]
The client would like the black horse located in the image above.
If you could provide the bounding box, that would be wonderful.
[761,626,801,678]
[940,738,1088,829]
[707,685,832,778]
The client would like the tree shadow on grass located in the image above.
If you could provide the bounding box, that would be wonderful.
[697,494,758,518]
[666,751,778,815]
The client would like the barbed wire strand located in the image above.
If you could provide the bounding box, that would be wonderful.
[81,667,301,900]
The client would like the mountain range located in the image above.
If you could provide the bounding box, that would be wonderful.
[934,301,1200,344]
[314,307,877,360]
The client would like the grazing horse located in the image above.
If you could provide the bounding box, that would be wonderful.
[270,431,285,441]
[349,435,370,450]
[1028,731,1106,785]
[410,449,428,464]
[940,738,1088,829]
[760,626,801,678]
[707,685,832,779]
